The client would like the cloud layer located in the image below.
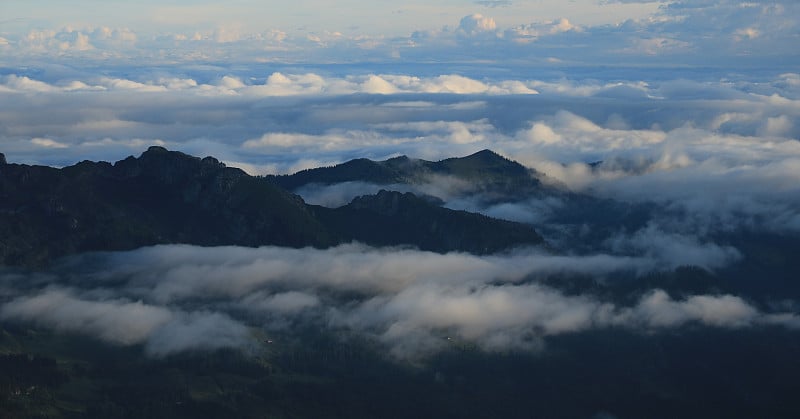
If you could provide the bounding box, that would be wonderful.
[2,244,798,359]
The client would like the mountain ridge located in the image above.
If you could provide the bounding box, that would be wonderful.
[270,149,542,196]
[0,147,544,266]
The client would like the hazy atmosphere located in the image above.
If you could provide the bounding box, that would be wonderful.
[2,1,800,417]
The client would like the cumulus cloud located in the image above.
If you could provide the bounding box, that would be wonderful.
[610,0,799,63]
[1,3,797,67]
[458,14,498,36]
[0,73,537,97]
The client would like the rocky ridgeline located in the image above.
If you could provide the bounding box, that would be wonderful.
[0,147,544,267]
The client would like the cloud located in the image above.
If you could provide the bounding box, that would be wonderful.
[144,311,251,357]
[605,225,742,271]
[458,14,498,35]
[629,290,760,328]
[3,244,798,360]
[1,3,797,67]
[362,75,399,94]
[0,287,250,356]
[2,71,799,238]
[1,288,172,345]
[609,0,800,63]
[31,137,69,149]
[475,0,513,7]
[3,75,57,92]
[0,73,538,97]
[73,244,650,301]
[333,282,616,357]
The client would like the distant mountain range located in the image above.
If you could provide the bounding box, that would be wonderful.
[270,148,543,200]
[0,147,544,266]
[270,148,653,251]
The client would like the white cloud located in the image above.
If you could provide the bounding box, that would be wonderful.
[214,24,244,43]
[31,137,69,149]
[605,225,742,271]
[630,290,759,328]
[3,75,57,92]
[0,2,796,67]
[1,288,172,345]
[549,18,579,34]
[2,244,798,359]
[734,27,760,41]
[2,71,798,236]
[458,14,498,35]
[362,75,400,94]
[0,288,250,356]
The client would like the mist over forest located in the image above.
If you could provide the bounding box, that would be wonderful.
[2,0,800,417]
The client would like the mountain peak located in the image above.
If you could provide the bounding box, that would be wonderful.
[325,189,544,254]
[0,148,547,266]
[145,145,169,154]
[385,155,410,163]
[434,148,528,179]
[462,149,511,163]
[139,145,194,162]
[135,146,228,170]
[471,149,501,157]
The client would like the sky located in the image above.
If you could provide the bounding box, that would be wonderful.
[1,0,797,69]
[2,1,662,36]
[1,1,800,358]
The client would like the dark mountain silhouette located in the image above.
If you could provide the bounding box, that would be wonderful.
[0,147,543,266]
[271,149,543,200]
[272,149,653,250]
[316,190,543,255]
